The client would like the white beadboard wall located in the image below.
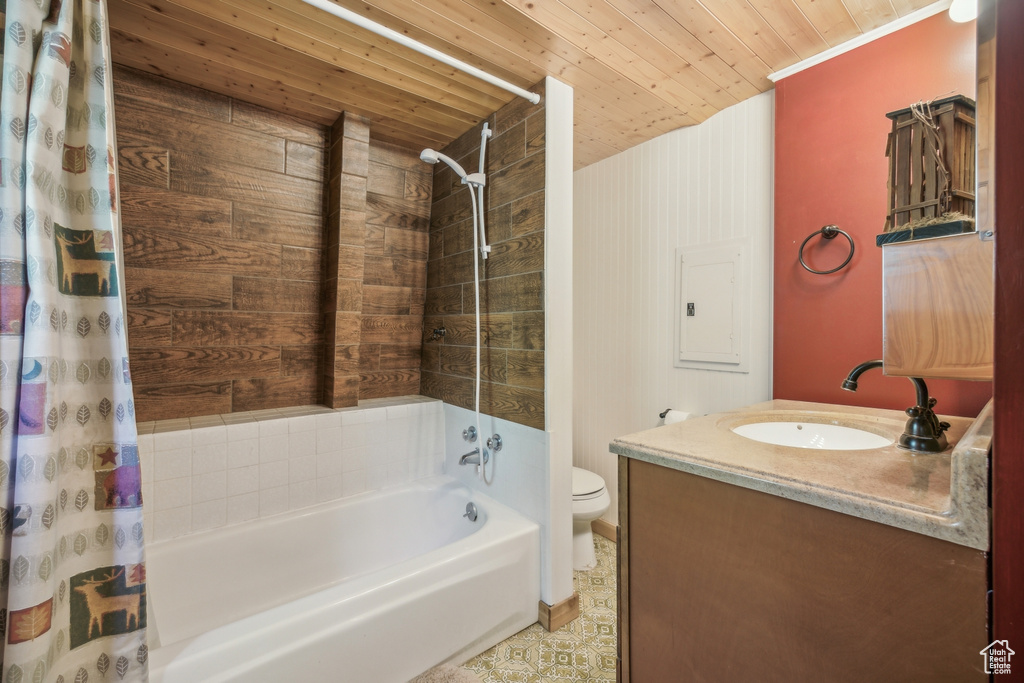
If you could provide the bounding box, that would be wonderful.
[572,91,775,526]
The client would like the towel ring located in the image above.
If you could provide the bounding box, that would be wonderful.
[798,225,854,275]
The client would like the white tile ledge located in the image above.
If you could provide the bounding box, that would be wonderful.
[136,396,441,434]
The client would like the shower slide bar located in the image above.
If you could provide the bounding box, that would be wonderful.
[298,0,542,105]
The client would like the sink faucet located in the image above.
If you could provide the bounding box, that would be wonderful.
[841,359,950,453]
[459,447,489,466]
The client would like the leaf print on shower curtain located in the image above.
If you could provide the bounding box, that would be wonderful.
[0,1,149,681]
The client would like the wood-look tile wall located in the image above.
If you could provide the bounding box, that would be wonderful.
[321,114,433,407]
[118,67,434,421]
[322,112,369,409]
[116,66,328,422]
[421,83,547,430]
[359,140,431,400]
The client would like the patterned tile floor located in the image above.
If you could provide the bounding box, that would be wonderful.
[462,535,617,682]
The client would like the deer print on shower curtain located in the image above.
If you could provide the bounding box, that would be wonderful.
[0,1,150,681]
[55,231,116,296]
[73,569,144,640]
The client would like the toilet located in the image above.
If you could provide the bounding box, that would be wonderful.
[572,467,611,571]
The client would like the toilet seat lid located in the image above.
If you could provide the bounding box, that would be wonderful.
[572,467,605,497]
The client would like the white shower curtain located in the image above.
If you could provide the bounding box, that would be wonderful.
[0,0,149,681]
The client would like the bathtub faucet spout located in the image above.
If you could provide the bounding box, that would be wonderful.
[459,448,489,466]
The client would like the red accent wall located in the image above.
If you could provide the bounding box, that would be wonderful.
[773,12,991,418]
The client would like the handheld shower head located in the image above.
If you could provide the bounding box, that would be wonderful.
[419,148,468,179]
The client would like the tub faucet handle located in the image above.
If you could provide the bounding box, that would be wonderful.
[463,426,477,442]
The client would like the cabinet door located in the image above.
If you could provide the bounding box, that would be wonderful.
[624,459,987,682]
[882,233,993,380]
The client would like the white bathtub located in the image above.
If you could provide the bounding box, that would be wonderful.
[146,477,540,682]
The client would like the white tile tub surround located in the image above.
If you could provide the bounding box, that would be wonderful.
[443,403,551,593]
[138,397,445,542]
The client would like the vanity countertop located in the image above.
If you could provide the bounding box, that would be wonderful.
[610,399,992,550]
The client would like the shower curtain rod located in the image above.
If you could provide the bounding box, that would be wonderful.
[299,0,542,105]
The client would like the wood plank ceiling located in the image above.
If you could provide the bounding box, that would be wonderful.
[107,0,938,169]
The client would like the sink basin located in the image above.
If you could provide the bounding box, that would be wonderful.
[731,421,894,450]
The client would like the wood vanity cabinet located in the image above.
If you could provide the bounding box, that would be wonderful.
[617,457,988,682]
[882,233,994,380]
